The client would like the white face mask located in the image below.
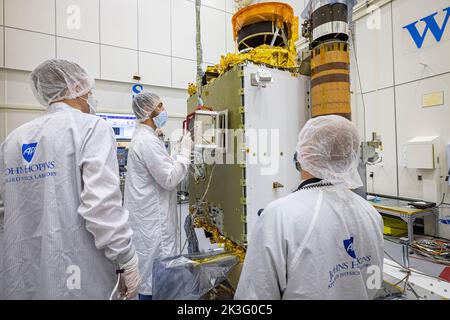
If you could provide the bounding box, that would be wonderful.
[88,94,98,115]
[80,94,98,115]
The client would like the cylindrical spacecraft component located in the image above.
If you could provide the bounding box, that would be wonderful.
[237,20,290,52]
[310,40,351,119]
[232,2,298,52]
[311,1,349,48]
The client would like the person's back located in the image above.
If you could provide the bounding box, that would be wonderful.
[235,183,383,300]
[0,104,119,299]
[279,186,382,299]
[0,59,140,300]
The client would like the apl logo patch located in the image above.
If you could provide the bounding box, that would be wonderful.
[343,237,356,259]
[22,143,38,163]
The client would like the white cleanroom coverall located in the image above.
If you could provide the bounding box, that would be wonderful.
[0,103,135,299]
[124,124,189,295]
[235,182,384,300]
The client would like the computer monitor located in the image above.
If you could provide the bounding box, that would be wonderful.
[97,113,137,140]
[117,147,128,168]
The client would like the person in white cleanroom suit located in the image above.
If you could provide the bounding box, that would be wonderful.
[124,91,192,300]
[0,59,141,300]
[235,115,384,300]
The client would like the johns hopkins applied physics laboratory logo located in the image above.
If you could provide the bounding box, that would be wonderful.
[343,236,357,259]
[328,236,381,290]
[22,143,38,163]
[4,142,57,184]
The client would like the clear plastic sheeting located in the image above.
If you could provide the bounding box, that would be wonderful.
[184,214,199,254]
[301,0,357,20]
[152,252,239,300]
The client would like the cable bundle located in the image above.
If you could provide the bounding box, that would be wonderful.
[411,239,450,265]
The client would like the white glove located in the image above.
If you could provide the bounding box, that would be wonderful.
[180,132,192,160]
[117,253,141,299]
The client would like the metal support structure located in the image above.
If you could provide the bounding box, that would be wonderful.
[270,27,280,47]
[376,207,440,244]
[195,0,204,106]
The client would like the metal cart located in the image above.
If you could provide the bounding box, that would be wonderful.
[371,198,440,245]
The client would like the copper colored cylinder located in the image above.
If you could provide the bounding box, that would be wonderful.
[311,40,351,120]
